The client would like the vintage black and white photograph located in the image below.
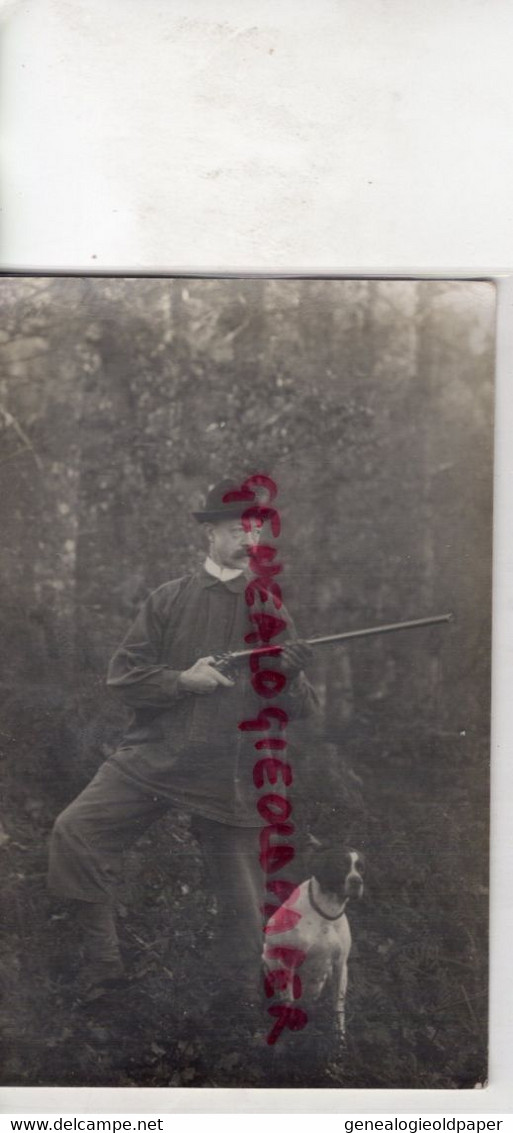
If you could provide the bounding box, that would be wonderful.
[0,276,494,1089]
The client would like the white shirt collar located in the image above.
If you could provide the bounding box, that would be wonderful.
[204,555,244,582]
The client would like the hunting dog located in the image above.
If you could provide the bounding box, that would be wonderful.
[262,848,364,1040]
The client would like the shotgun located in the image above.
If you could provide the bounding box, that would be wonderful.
[212,612,453,676]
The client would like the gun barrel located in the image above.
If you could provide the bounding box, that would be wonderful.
[228,612,453,663]
[307,612,453,647]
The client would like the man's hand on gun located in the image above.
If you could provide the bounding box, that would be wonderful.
[178,656,235,695]
[178,639,312,694]
[278,640,313,676]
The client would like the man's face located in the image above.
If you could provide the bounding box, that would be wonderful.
[207,518,262,570]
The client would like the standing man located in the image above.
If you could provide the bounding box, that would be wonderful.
[48,480,317,1007]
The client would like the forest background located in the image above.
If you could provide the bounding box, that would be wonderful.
[0,277,494,1089]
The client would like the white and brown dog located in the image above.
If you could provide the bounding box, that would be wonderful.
[262,848,364,1040]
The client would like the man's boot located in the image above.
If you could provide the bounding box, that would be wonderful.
[75,902,126,998]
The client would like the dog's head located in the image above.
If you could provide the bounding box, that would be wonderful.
[312,847,365,903]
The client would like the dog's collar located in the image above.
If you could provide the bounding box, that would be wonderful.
[308,878,348,921]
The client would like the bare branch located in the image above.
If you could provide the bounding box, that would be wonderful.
[0,404,43,471]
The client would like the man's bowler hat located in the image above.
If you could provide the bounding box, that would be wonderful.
[193,478,254,524]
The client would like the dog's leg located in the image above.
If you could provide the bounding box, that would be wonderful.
[333,958,348,1043]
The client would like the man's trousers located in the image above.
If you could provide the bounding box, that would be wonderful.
[48,760,265,994]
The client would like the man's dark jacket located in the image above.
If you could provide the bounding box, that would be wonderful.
[106,566,318,827]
